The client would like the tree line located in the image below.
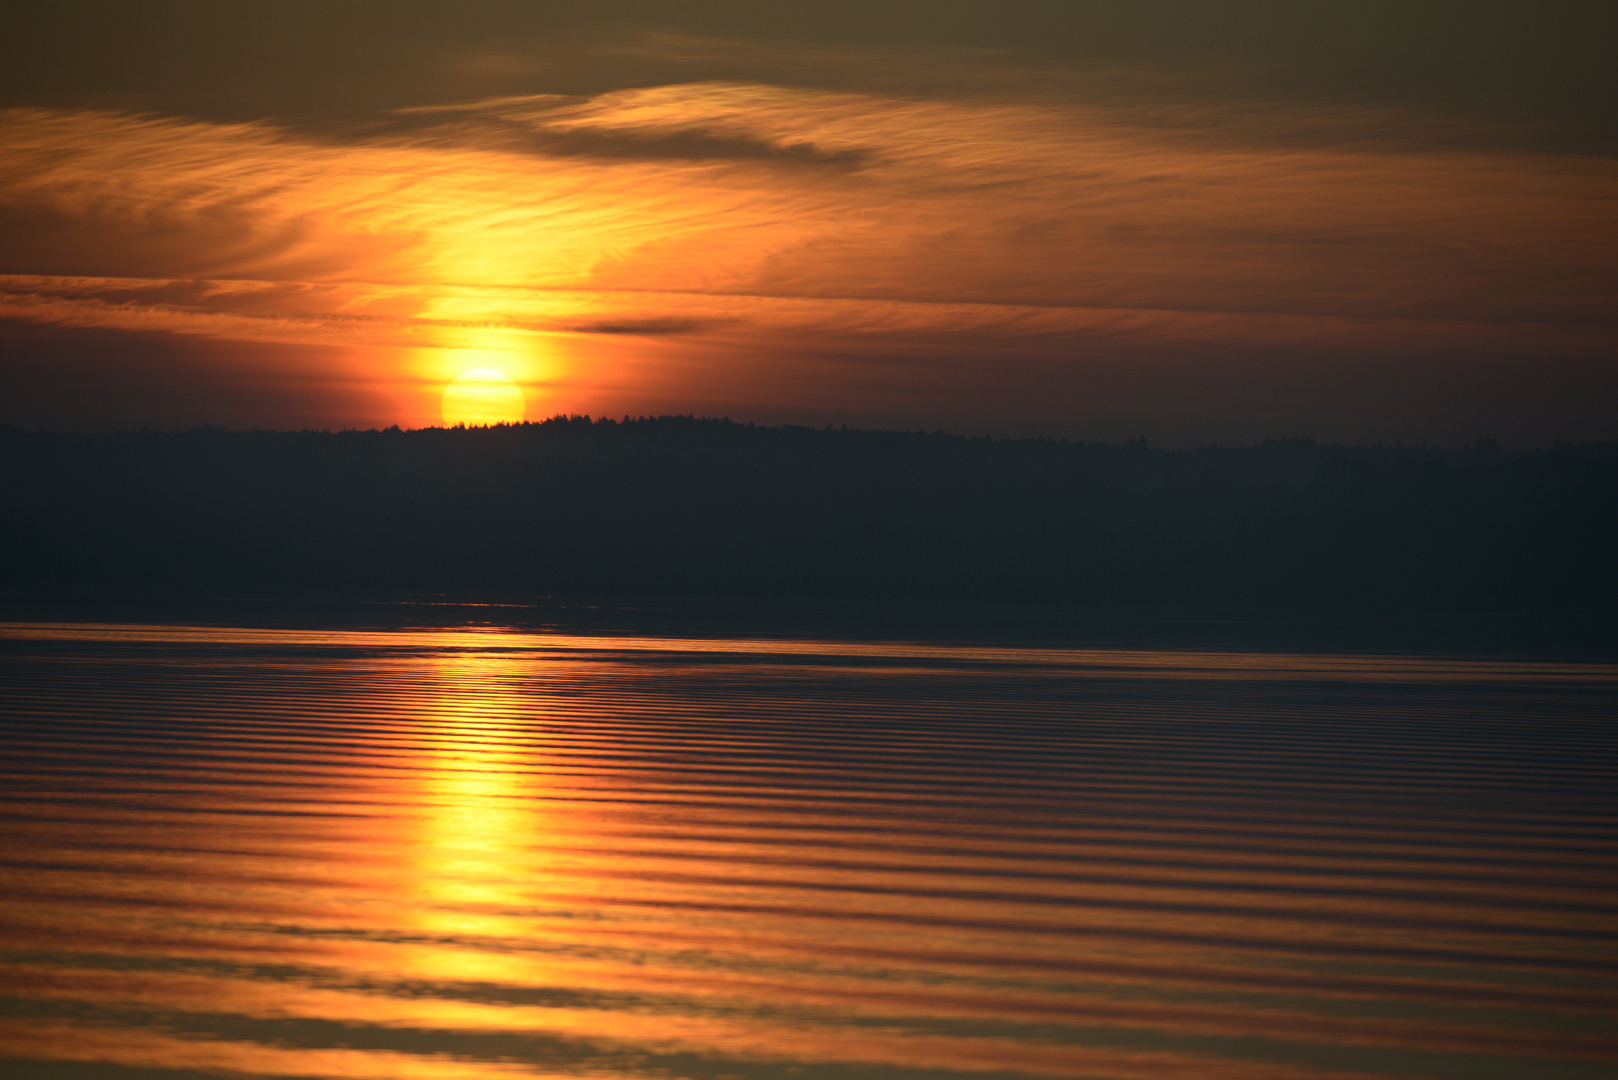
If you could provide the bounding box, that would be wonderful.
[3,417,1614,611]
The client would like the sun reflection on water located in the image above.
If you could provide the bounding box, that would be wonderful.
[4,623,1617,1080]
[406,646,555,981]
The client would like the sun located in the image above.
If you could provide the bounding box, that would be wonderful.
[441,369,525,427]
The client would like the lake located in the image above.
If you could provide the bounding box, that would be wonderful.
[1,615,1615,1080]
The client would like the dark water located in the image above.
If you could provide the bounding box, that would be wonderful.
[1,620,1615,1080]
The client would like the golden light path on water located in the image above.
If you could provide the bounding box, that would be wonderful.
[0,621,1616,1080]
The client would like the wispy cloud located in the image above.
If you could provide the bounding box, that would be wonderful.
[1,79,1614,437]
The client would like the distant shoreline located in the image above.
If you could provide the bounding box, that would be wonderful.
[5,591,1616,660]
[5,418,1615,633]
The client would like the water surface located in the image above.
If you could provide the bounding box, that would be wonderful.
[1,620,1615,1080]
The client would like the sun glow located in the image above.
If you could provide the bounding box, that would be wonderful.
[442,368,525,427]
[4,85,1615,436]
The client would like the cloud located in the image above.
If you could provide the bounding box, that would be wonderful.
[7,87,1612,322]
[1,79,1614,440]
[385,96,870,166]
[562,317,715,336]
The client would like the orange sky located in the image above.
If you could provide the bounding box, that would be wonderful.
[2,10,1615,444]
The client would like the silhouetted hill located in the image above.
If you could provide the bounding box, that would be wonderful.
[4,417,1615,611]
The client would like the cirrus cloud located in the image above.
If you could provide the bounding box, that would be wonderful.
[1,78,1614,442]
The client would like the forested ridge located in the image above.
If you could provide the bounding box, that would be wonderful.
[5,416,1615,610]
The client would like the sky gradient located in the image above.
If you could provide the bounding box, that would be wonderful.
[2,2,1614,445]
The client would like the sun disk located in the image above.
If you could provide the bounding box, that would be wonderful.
[441,369,525,427]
